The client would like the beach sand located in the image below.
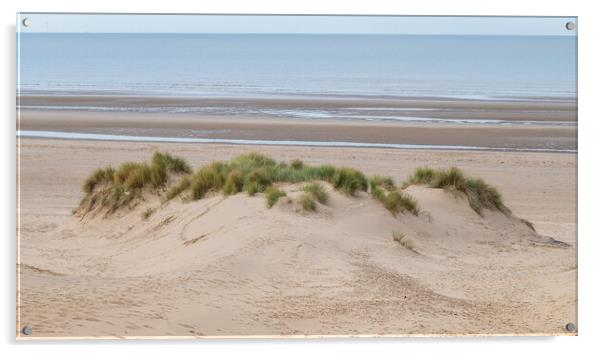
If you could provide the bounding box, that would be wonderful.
[16,137,577,338]
[18,95,577,121]
[18,94,578,152]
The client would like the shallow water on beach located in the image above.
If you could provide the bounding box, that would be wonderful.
[17,104,576,127]
[16,130,578,153]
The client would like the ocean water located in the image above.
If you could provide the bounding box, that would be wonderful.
[17,33,576,101]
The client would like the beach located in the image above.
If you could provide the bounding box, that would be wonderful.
[17,136,577,337]
[16,29,577,338]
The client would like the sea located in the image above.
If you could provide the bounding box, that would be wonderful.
[18,33,576,102]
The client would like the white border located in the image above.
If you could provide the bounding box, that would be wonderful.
[3,0,600,352]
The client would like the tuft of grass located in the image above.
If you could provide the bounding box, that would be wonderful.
[164,176,191,201]
[404,166,509,216]
[431,167,466,190]
[370,175,396,192]
[403,167,436,187]
[291,159,304,169]
[316,164,337,181]
[245,167,273,192]
[244,181,261,196]
[123,163,151,190]
[271,163,321,183]
[300,192,317,211]
[231,152,277,172]
[83,166,115,193]
[464,177,507,216]
[223,169,244,195]
[142,207,156,220]
[302,182,329,204]
[111,153,192,193]
[330,167,368,195]
[150,161,168,188]
[189,163,227,200]
[79,152,192,214]
[382,191,419,216]
[114,162,143,185]
[370,176,419,216]
[392,230,415,251]
[149,151,190,188]
[265,187,286,208]
[152,151,192,174]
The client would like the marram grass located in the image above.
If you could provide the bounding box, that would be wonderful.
[302,182,329,204]
[392,230,415,251]
[265,187,286,208]
[78,151,513,220]
[78,152,192,214]
[164,152,367,202]
[370,176,419,216]
[403,166,509,216]
[300,192,317,211]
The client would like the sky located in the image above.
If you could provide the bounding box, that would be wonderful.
[17,14,577,36]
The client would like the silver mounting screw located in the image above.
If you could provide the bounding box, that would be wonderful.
[565,21,576,31]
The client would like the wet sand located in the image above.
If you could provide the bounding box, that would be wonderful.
[18,109,577,151]
[18,94,578,121]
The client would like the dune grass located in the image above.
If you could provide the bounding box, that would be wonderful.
[79,152,429,218]
[83,166,115,194]
[152,151,192,174]
[370,176,419,216]
[403,166,509,216]
[302,182,329,204]
[402,167,436,187]
[297,182,329,212]
[79,152,512,221]
[370,175,396,192]
[265,187,286,208]
[330,167,369,195]
[382,191,419,216]
[164,175,191,201]
[164,152,368,202]
[392,230,415,251]
[300,192,317,211]
[223,170,244,195]
[291,159,304,169]
[78,152,192,214]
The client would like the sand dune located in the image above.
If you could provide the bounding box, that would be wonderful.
[18,164,576,337]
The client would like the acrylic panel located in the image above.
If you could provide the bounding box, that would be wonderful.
[16,14,577,338]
